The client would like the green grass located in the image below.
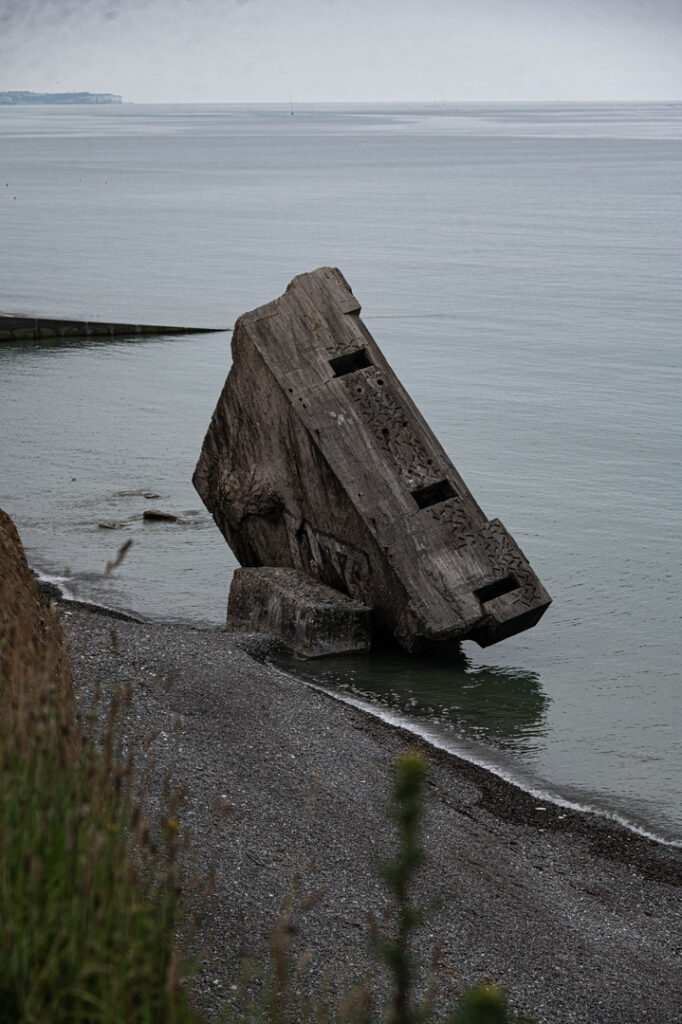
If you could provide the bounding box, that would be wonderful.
[0,688,202,1024]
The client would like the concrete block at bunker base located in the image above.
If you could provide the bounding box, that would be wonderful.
[226,566,372,657]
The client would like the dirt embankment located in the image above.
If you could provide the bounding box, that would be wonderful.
[0,508,77,748]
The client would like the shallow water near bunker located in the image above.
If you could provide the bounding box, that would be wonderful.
[1,101,680,842]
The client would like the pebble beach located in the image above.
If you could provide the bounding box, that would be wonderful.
[60,598,682,1024]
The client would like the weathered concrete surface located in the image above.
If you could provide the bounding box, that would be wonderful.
[0,312,225,342]
[194,267,551,651]
[227,567,371,657]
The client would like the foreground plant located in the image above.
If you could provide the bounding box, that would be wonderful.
[0,561,202,1024]
[374,750,533,1024]
[372,750,428,1024]
[0,689,204,1024]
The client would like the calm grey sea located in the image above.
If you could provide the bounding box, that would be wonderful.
[1,102,680,842]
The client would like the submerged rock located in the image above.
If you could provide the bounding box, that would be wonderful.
[113,490,161,499]
[194,267,551,652]
[142,509,179,522]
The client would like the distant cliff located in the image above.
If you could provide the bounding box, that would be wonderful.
[0,91,122,105]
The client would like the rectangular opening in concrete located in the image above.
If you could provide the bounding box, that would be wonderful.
[329,348,373,377]
[474,576,520,604]
[411,479,455,509]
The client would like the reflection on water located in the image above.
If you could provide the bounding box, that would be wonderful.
[0,332,198,357]
[273,646,548,758]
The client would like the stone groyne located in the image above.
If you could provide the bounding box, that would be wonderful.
[0,313,226,342]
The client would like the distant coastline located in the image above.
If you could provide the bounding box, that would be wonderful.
[0,91,122,105]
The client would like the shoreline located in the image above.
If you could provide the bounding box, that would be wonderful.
[43,577,680,853]
[291,678,682,855]
[306,683,682,884]
[59,596,681,1023]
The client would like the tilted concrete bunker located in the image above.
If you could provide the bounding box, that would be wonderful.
[194,267,551,652]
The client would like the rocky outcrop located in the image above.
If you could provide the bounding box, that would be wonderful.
[194,268,551,652]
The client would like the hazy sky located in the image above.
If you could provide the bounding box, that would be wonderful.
[1,0,680,103]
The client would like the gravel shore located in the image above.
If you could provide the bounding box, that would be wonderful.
[60,600,681,1024]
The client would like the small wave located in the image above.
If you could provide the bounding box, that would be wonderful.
[35,569,142,622]
[35,570,76,601]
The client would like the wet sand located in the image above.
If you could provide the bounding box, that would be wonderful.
[60,600,682,1024]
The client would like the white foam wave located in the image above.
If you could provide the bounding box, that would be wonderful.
[35,569,76,601]
[35,569,136,620]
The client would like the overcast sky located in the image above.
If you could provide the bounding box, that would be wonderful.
[1,0,680,103]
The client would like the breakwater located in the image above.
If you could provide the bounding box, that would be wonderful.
[0,313,226,342]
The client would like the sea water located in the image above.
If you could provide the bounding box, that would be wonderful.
[1,102,680,842]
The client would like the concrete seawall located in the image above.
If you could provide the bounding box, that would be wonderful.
[0,313,227,342]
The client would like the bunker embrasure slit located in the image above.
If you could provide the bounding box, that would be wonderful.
[474,575,520,604]
[330,348,373,377]
[411,479,455,509]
